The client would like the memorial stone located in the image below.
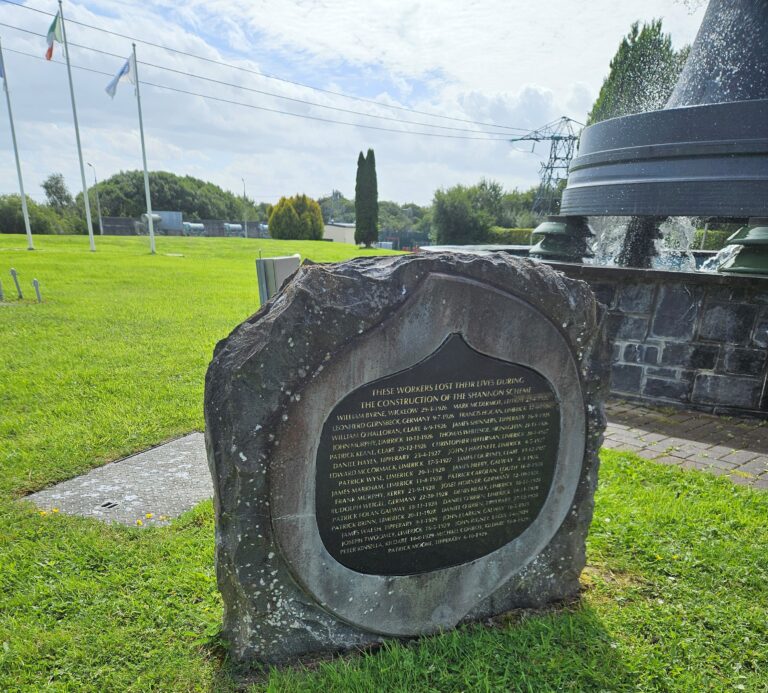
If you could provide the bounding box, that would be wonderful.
[205,252,609,664]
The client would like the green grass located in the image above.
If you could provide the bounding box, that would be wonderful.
[1,235,767,691]
[0,235,399,497]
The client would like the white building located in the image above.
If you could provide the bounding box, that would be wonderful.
[323,222,356,245]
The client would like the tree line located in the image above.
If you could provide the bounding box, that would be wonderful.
[0,168,557,246]
[0,170,269,235]
[1,19,687,246]
[317,181,544,247]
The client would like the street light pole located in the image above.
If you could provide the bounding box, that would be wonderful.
[241,177,248,238]
[87,163,104,236]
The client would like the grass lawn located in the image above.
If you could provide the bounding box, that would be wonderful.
[1,235,767,691]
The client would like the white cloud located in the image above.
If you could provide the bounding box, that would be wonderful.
[0,1,705,207]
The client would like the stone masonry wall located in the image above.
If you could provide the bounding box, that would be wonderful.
[550,263,768,417]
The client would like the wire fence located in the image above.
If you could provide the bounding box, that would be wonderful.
[102,217,268,238]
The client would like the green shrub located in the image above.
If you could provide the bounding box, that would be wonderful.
[432,185,492,244]
[487,226,535,245]
[268,194,324,240]
[0,195,60,235]
[692,229,732,251]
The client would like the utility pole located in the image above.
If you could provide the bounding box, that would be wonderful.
[87,163,104,235]
[242,177,248,238]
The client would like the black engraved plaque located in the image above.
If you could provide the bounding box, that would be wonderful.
[315,334,560,576]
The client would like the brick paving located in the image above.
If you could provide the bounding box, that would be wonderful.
[604,399,768,489]
[24,400,767,526]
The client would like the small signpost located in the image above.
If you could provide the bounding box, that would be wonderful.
[255,254,301,304]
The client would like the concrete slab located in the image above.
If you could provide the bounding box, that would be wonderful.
[26,433,211,526]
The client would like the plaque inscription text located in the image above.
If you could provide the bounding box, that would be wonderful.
[315,334,560,575]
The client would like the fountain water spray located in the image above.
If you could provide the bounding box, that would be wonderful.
[560,0,768,273]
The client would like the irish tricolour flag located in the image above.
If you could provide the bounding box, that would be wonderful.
[45,11,62,61]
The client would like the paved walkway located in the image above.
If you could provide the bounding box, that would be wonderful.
[26,400,768,525]
[605,400,768,489]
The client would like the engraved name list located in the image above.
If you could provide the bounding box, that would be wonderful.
[315,334,560,575]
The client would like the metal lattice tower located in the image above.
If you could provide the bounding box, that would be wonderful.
[509,117,583,216]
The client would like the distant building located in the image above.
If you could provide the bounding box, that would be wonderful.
[323,222,356,245]
[155,211,183,233]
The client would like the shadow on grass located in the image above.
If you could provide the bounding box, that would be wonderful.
[207,597,629,692]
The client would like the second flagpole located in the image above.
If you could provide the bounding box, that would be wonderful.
[132,44,155,255]
[58,0,95,252]
[0,38,34,251]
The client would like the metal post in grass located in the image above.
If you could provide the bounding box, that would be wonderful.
[32,279,41,303]
[10,268,22,299]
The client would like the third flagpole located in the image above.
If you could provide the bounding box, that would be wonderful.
[132,44,155,254]
[58,0,95,251]
[0,38,34,250]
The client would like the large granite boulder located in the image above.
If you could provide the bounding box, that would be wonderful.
[204,252,609,664]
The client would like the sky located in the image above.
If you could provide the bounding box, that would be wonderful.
[0,0,707,207]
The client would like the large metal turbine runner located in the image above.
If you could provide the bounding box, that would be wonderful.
[553,0,768,272]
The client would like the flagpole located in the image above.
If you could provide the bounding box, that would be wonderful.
[0,38,34,251]
[131,44,155,254]
[58,0,95,252]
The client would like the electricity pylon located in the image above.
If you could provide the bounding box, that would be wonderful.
[509,117,583,216]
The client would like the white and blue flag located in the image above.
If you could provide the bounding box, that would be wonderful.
[105,55,136,98]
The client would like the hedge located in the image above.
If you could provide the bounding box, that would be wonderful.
[487,226,535,245]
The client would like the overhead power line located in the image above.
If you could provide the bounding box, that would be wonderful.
[0,0,530,133]
[509,116,584,215]
[0,20,520,136]
[2,46,514,141]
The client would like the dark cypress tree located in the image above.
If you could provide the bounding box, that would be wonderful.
[354,149,379,247]
[364,149,378,247]
[354,151,367,245]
